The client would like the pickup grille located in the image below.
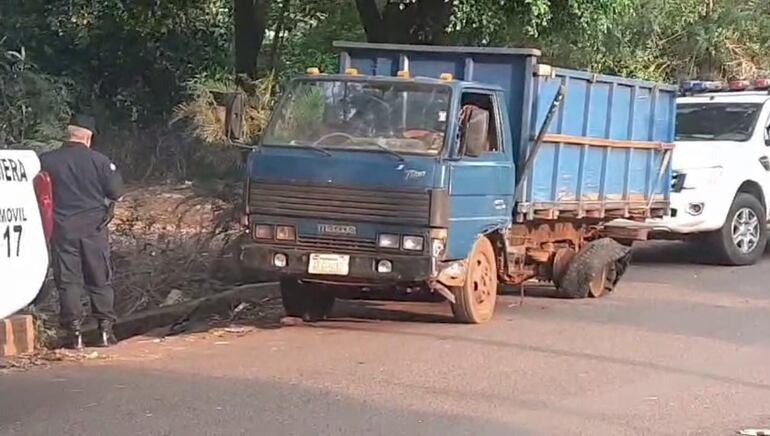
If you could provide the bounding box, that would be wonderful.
[248,182,431,225]
[671,173,685,193]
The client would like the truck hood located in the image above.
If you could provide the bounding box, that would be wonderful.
[247,146,441,189]
[672,141,744,171]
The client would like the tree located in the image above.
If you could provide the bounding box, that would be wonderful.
[355,0,452,44]
[234,0,271,78]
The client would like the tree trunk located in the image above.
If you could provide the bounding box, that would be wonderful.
[234,0,271,79]
[268,0,291,71]
[355,0,452,44]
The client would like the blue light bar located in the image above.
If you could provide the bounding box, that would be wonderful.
[679,80,725,94]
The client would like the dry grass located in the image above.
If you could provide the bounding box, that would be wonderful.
[109,183,244,317]
[33,183,258,330]
[170,73,277,145]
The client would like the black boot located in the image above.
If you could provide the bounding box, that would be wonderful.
[68,320,84,350]
[97,320,117,347]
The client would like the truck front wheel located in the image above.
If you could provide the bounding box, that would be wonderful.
[280,279,336,322]
[707,193,767,266]
[451,237,498,324]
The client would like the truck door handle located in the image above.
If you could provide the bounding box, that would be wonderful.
[760,156,770,171]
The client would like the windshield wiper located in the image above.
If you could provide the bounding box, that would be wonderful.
[366,140,405,161]
[289,140,332,157]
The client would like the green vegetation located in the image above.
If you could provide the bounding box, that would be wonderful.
[1,0,768,176]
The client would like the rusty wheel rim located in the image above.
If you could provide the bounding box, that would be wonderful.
[588,266,609,298]
[470,247,494,312]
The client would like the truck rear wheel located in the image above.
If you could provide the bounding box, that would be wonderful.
[451,237,498,324]
[280,279,335,322]
[707,193,767,266]
[557,238,629,299]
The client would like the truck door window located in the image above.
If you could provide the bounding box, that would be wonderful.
[459,93,500,154]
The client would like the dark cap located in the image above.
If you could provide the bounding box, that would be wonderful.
[68,114,97,134]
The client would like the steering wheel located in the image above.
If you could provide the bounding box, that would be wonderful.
[312,132,355,146]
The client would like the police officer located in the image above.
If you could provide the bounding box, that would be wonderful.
[41,115,124,349]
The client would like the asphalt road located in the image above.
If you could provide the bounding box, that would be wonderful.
[2,241,770,436]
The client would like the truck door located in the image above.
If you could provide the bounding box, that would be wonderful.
[446,90,515,258]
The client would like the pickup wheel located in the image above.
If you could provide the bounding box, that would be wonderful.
[280,279,335,322]
[708,193,767,266]
[451,237,498,324]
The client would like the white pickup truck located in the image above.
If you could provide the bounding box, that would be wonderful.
[615,82,770,265]
[0,149,52,318]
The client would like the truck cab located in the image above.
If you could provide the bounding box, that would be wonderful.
[237,42,674,323]
[242,72,510,316]
[616,80,770,265]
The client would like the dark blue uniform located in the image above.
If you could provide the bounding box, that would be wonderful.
[41,142,124,326]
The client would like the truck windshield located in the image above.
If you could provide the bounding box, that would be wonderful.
[676,103,763,142]
[263,79,451,155]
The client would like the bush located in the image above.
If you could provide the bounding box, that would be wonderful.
[0,42,71,151]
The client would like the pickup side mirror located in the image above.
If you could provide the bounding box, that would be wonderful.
[765,125,770,146]
[463,106,490,158]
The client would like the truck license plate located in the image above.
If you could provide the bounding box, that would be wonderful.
[308,254,350,276]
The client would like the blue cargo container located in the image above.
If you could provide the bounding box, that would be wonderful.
[237,42,675,324]
[336,42,676,221]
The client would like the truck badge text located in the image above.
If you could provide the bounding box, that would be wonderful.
[318,224,357,236]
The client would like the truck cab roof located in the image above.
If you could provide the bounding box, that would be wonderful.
[297,73,506,93]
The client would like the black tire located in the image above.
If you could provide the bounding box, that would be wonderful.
[280,279,335,322]
[557,238,630,299]
[450,237,498,324]
[707,193,767,266]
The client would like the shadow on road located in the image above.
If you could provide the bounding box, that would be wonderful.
[630,240,770,265]
[317,322,770,394]
[0,366,531,436]
[630,241,714,265]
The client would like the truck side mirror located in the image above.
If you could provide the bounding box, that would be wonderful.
[463,107,490,157]
[225,92,246,142]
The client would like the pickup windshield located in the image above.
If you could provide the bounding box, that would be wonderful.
[263,79,451,155]
[676,103,763,142]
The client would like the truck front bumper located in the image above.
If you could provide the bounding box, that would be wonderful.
[238,242,433,285]
[608,190,727,235]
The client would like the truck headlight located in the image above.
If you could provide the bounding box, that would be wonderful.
[378,234,400,249]
[402,235,424,251]
[276,225,296,241]
[254,224,273,239]
[682,166,722,189]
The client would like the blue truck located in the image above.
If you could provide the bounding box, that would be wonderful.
[236,42,676,323]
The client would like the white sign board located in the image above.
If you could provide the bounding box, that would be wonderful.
[0,150,48,318]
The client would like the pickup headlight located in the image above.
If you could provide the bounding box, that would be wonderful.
[402,235,424,251]
[378,234,400,249]
[681,166,722,189]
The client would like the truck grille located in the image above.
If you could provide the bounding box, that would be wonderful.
[297,235,377,253]
[248,181,431,225]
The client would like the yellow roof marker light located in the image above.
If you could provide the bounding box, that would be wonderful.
[345,68,360,76]
[397,70,411,78]
[306,67,321,75]
[439,73,454,81]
